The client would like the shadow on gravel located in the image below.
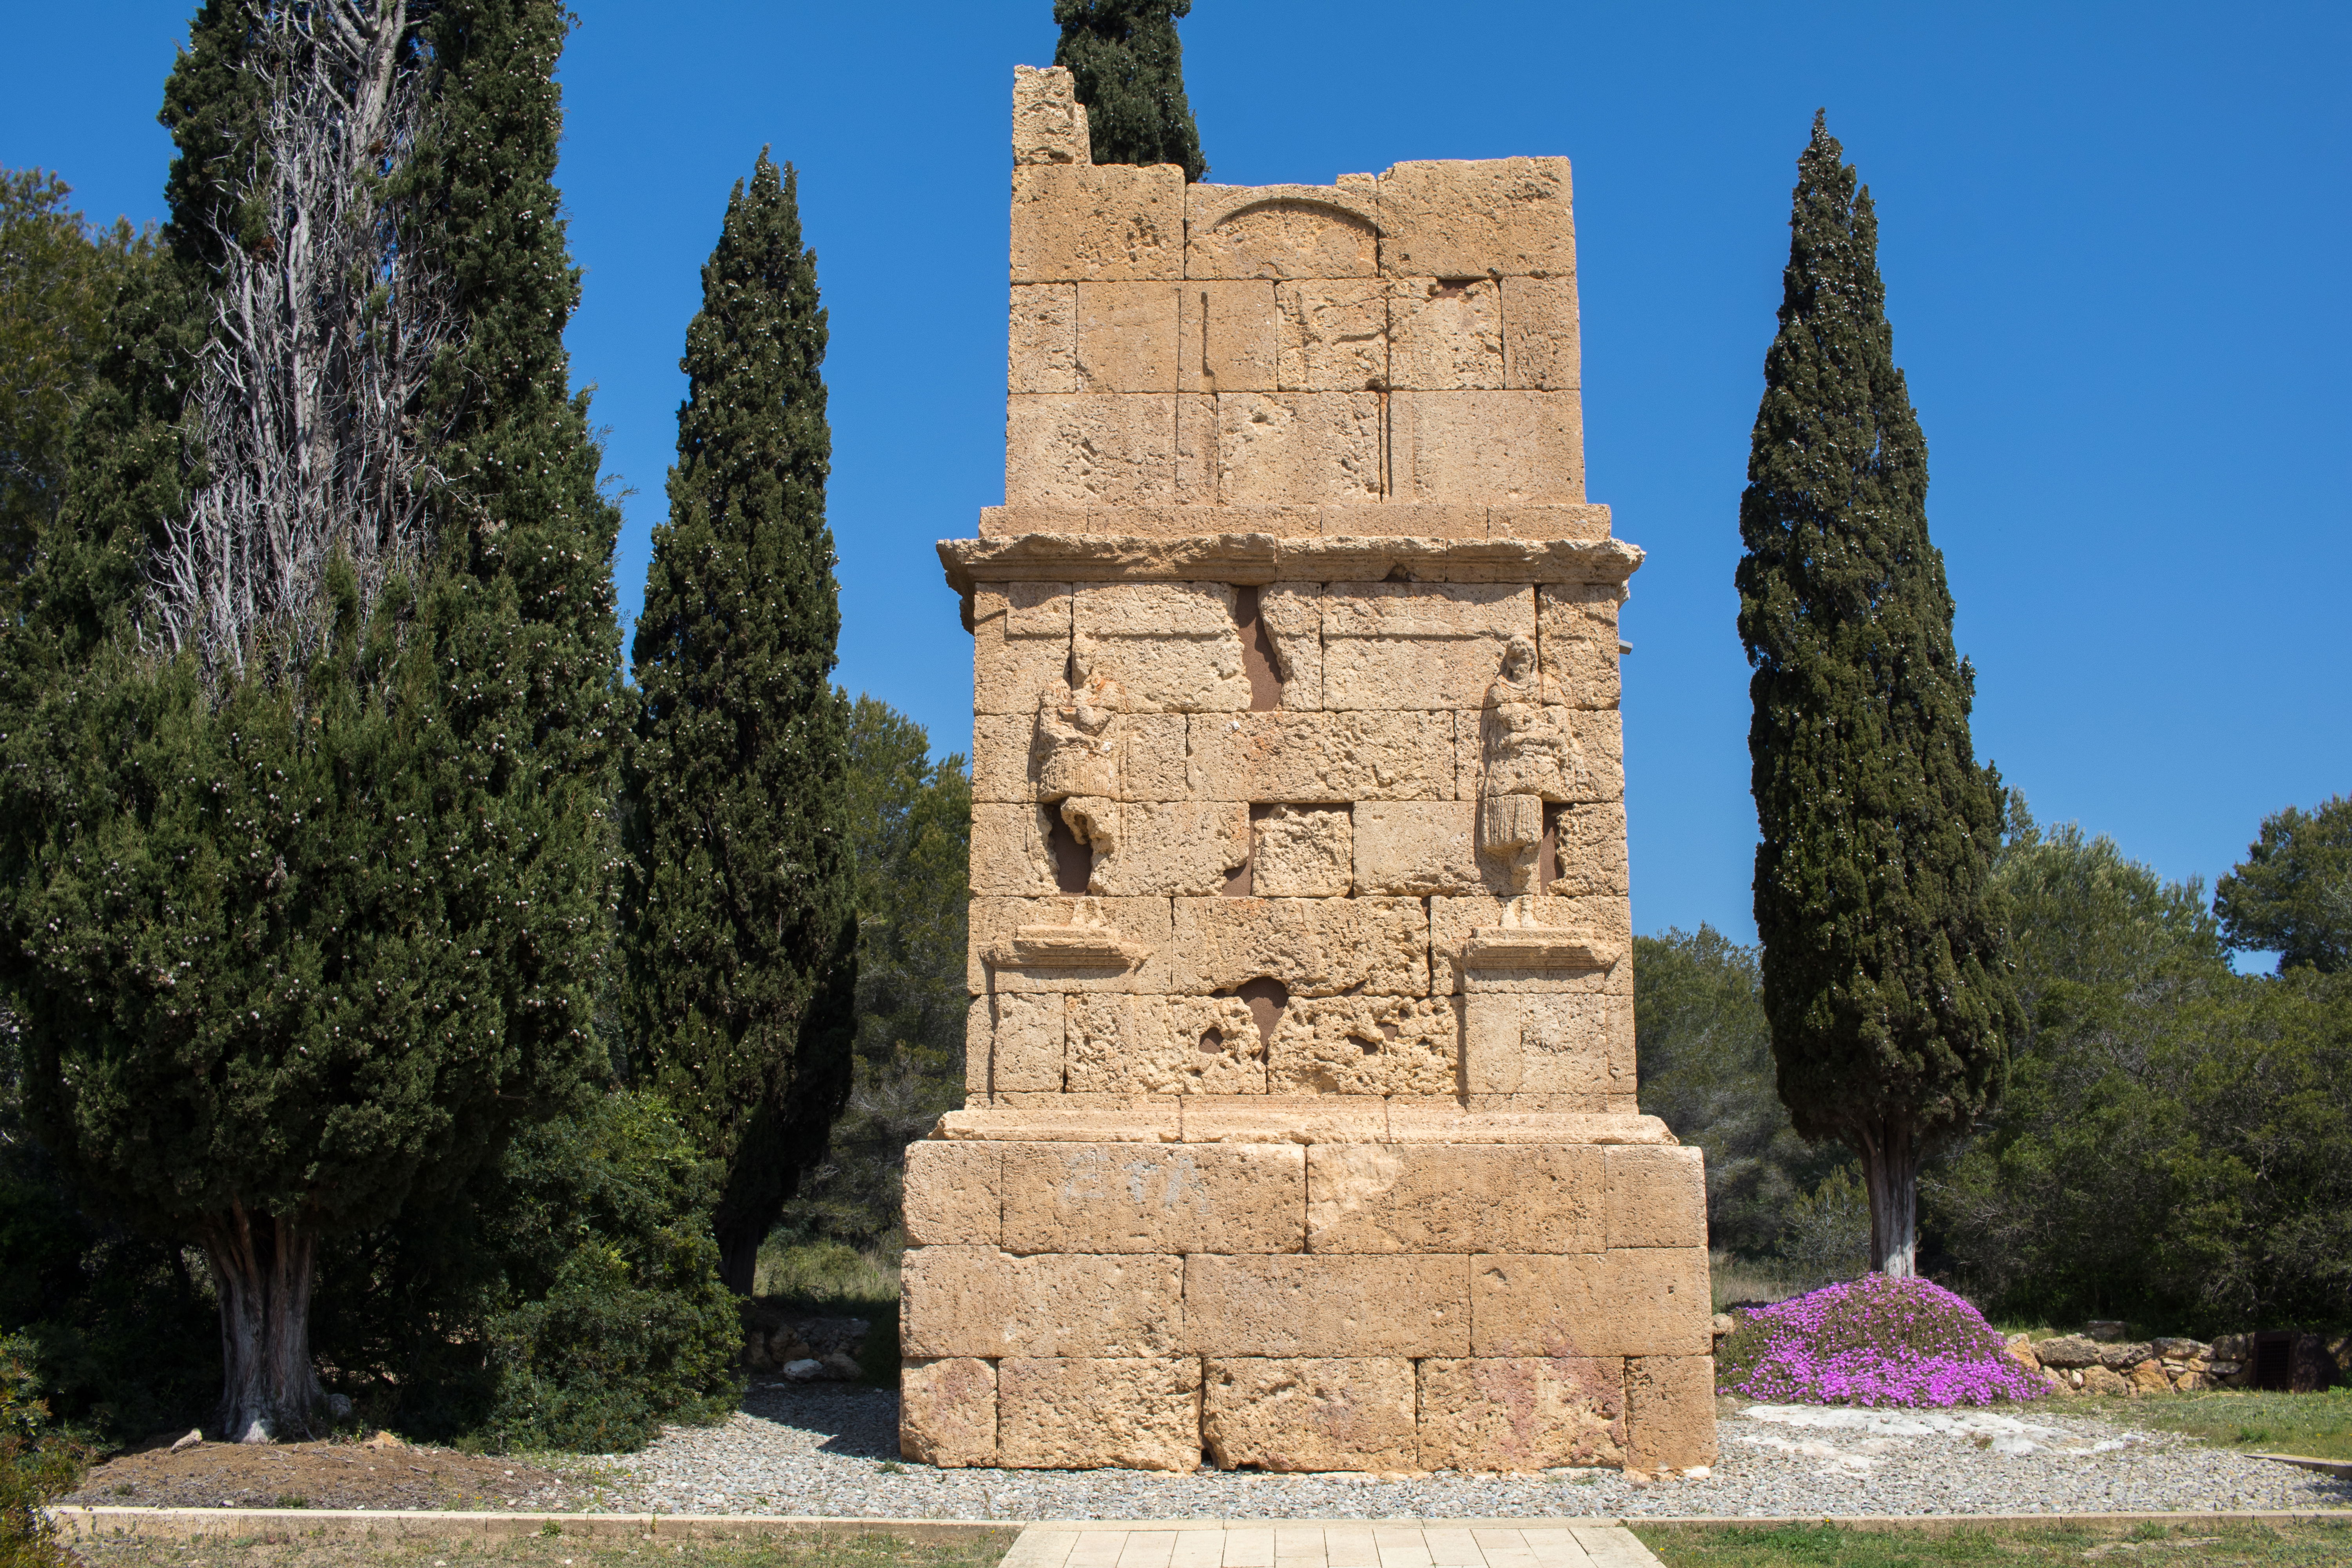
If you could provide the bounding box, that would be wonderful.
[739,1381,905,1462]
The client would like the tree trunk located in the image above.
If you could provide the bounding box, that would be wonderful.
[715,1217,764,1299]
[1857,1121,1920,1278]
[203,1205,323,1442]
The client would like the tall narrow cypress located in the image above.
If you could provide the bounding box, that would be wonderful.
[625,154,856,1297]
[1051,0,1207,181]
[1734,113,2016,1278]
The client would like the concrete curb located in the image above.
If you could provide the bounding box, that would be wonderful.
[49,1508,1021,1543]
[2250,1452,2352,1479]
[1626,1511,2352,1533]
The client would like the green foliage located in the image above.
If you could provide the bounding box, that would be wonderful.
[625,152,855,1293]
[775,698,970,1255]
[1052,0,1208,181]
[1778,1167,1872,1290]
[1734,113,2015,1262]
[1634,925,1849,1259]
[0,1338,84,1568]
[2216,794,2352,974]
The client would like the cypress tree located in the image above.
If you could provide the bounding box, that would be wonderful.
[625,153,856,1297]
[1733,113,2016,1278]
[1051,0,1207,181]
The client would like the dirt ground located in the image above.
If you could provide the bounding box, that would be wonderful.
[72,1532,1013,1568]
[61,1433,590,1512]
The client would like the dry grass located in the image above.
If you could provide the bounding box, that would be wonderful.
[1635,1518,2352,1566]
[1711,1251,1804,1312]
[751,1241,899,1308]
[74,1529,1013,1568]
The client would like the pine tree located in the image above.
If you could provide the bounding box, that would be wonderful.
[2215,795,2352,974]
[625,153,856,1297]
[1733,113,2017,1278]
[1051,0,1207,181]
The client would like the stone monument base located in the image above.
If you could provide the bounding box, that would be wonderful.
[897,1102,1717,1474]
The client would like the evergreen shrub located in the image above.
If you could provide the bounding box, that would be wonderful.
[0,1339,83,1568]
[1715,1275,2043,1407]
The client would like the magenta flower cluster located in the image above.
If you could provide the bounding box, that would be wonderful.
[1715,1274,2045,1407]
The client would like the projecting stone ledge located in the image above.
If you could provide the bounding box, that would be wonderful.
[936,531,1644,598]
[927,1102,1679,1145]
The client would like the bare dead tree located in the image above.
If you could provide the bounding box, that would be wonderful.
[148,0,450,688]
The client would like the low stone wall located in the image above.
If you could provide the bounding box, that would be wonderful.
[2007,1327,2351,1397]
[740,1311,871,1382]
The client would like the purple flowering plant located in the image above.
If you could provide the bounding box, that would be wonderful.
[1715,1274,2044,1407]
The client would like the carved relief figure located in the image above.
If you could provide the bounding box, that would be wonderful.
[1033,633,1124,858]
[1477,633,1583,923]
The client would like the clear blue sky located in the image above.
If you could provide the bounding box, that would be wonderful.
[6,2,2347,958]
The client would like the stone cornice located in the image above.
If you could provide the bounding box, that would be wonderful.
[936,532,1645,598]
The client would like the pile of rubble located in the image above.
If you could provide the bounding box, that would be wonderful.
[2004,1318,2348,1397]
[740,1309,871,1383]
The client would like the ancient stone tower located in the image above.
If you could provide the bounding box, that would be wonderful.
[897,66,1717,1475]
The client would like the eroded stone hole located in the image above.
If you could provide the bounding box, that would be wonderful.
[1046,810,1092,895]
[1539,804,1561,894]
[1236,976,1288,1052]
[1231,584,1283,711]
[1199,1026,1226,1056]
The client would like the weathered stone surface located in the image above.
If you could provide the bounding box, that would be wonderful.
[978,504,1090,537]
[1172,897,1428,997]
[1073,581,1253,715]
[904,1141,1002,1248]
[1501,276,1580,391]
[1178,280,1279,393]
[1179,1096,1389,1145]
[1490,504,1612,541]
[1353,800,1481,894]
[1187,711,1457,802]
[1001,1140,1305,1254]
[1012,162,1185,283]
[1088,801,1249,896]
[1385,1107,1672,1145]
[978,991,1066,1093]
[1461,991,1632,1101]
[1185,1254,1469,1356]
[1077,282,1181,394]
[900,1248,1182,1357]
[971,895,1172,994]
[1011,64,1087,167]
[1417,1357,1624,1472]
[1267,995,1459,1096]
[2098,1341,2156,1371]
[1319,503,1486,540]
[1261,582,1323,708]
[2031,1335,2105,1371]
[1604,1145,1706,1250]
[1215,392,1385,505]
[1470,1250,1711,1358]
[1006,393,1177,507]
[1009,284,1078,393]
[1389,278,1503,391]
[1552,804,1630,898]
[1276,280,1388,392]
[997,1357,1201,1471]
[2128,1361,2172,1395]
[971,581,1072,715]
[1390,390,1584,506]
[1253,805,1353,896]
[1203,1357,1418,1472]
[1379,158,1576,279]
[2079,1364,2130,1397]
[1432,891,1633,993]
[1538,583,1621,710]
[1306,1143,1604,1254]
[968,803,1062,897]
[1188,186,1381,280]
[1624,1355,1719,1471]
[935,1103,1180,1143]
[899,1357,998,1468]
[1321,582,1536,711]
[1065,992,1267,1095]
[1572,709,1625,800]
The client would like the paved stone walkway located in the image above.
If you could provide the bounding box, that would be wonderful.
[1002,1522,1662,1568]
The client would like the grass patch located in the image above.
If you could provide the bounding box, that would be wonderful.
[2071,1388,2352,1461]
[753,1239,899,1311]
[1635,1518,2352,1566]
[1711,1251,1804,1312]
[77,1527,1014,1568]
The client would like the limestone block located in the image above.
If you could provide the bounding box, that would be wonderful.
[1178,279,1279,392]
[1009,284,1078,394]
[1011,64,1087,168]
[1319,503,1486,540]
[1431,893,1631,994]
[1266,995,1459,1096]
[1416,1357,1624,1472]
[1203,1358,1418,1472]
[978,991,1066,1093]
[1087,801,1249,897]
[1538,583,1621,710]
[978,505,1090,537]
[1006,394,1177,508]
[971,714,1038,802]
[1624,1355,1720,1471]
[1462,992,1632,1100]
[1172,897,1428,997]
[971,895,1172,994]
[1390,391,1584,506]
[1073,581,1251,713]
[1470,1250,1712,1358]
[1605,1145,1707,1250]
[1179,1096,1389,1145]
[971,581,1072,716]
[997,1357,1201,1472]
[1076,282,1180,393]
[1388,278,1503,391]
[904,1141,1002,1248]
[969,803,1062,897]
[1490,504,1612,541]
[1216,392,1385,506]
[935,1103,1180,1143]
[1252,805,1352,896]
[1123,713,1192,801]
[1011,162,1185,283]
[900,1247,1183,1357]
[1065,993,1267,1096]
[1378,158,1576,279]
[1552,804,1630,898]
[1187,186,1380,280]
[1084,503,1319,538]
[1305,1143,1604,1254]
[963,996,989,1097]
[1261,583,1323,710]
[1354,801,1481,895]
[899,1356,998,1468]
[1185,1254,1470,1356]
[1276,280,1388,393]
[1001,1140,1305,1254]
[1321,582,1537,711]
[1573,709,1625,801]
[1187,711,1457,802]
[1502,276,1581,391]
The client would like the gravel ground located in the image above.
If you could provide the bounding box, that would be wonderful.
[585,1383,2352,1521]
